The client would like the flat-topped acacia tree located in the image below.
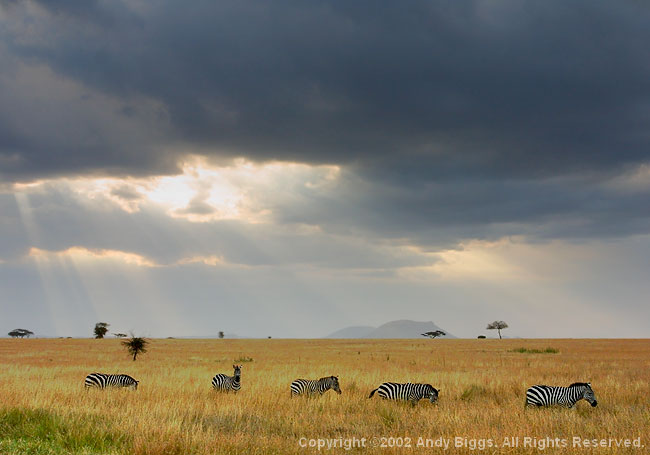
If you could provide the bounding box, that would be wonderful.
[8,329,34,338]
[421,330,446,339]
[486,321,509,339]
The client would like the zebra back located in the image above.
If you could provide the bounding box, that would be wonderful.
[84,373,139,390]
[291,376,341,396]
[370,382,439,405]
[525,382,597,408]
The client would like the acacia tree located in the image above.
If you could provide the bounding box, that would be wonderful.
[486,321,509,339]
[122,335,149,361]
[94,322,110,339]
[8,329,34,338]
[421,330,446,339]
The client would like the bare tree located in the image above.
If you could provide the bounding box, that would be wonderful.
[421,330,446,339]
[94,322,110,339]
[8,329,34,338]
[486,321,509,339]
[122,335,149,361]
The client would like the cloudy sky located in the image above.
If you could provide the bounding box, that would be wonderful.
[1,0,649,338]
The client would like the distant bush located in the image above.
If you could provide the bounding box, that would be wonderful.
[477,335,486,339]
[510,347,559,354]
[234,356,253,363]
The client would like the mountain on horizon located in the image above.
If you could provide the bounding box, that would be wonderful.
[326,326,376,338]
[326,320,456,339]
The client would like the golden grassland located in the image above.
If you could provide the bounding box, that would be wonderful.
[0,338,649,454]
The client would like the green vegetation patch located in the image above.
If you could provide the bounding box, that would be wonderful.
[510,347,559,354]
[0,408,130,455]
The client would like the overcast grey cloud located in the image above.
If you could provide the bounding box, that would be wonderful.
[1,1,649,338]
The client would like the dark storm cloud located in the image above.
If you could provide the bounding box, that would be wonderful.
[1,0,649,181]
[1,0,650,247]
[262,171,650,246]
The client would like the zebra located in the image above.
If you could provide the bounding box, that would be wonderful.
[525,382,597,408]
[369,382,439,406]
[290,376,341,397]
[84,373,139,390]
[212,364,242,392]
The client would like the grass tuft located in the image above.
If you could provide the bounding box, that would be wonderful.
[460,384,491,401]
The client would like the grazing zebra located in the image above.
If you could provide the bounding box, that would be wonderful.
[290,376,341,396]
[84,373,139,390]
[525,382,597,408]
[212,364,242,392]
[369,382,439,406]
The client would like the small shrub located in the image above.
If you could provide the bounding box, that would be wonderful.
[234,356,253,363]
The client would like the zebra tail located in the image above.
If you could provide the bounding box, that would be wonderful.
[369,388,378,398]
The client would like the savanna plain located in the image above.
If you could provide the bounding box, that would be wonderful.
[0,338,648,455]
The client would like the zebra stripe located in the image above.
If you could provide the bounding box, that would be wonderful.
[84,373,139,390]
[212,364,242,392]
[291,376,341,396]
[525,382,597,408]
[369,382,439,405]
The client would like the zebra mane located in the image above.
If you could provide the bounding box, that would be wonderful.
[568,382,589,388]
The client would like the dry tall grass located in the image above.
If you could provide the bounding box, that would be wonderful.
[0,338,648,454]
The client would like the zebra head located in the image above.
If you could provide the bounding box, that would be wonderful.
[583,382,597,407]
[330,376,342,394]
[426,385,439,404]
[232,364,242,380]
[132,380,139,390]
